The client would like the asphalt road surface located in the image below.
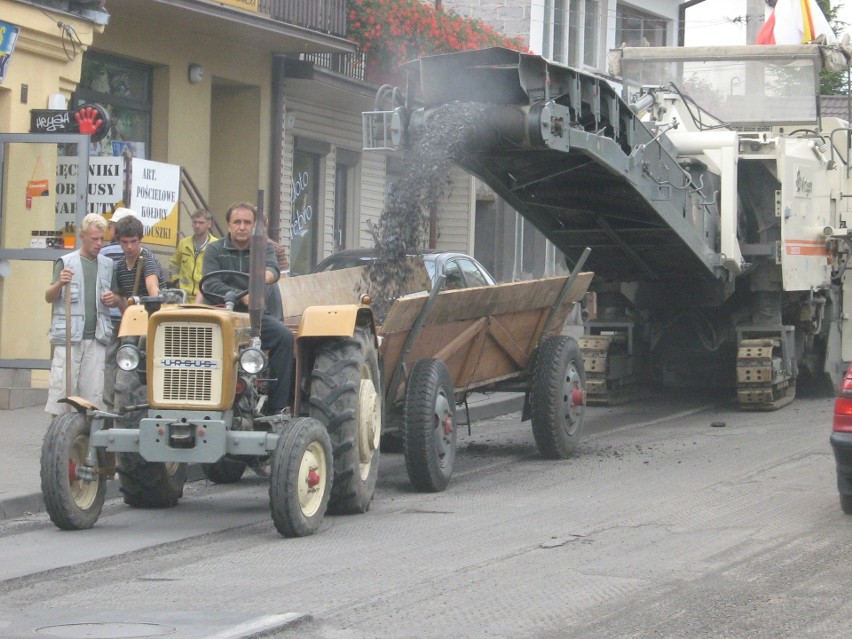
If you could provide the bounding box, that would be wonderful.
[1,390,848,639]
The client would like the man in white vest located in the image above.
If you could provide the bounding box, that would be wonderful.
[44,213,115,415]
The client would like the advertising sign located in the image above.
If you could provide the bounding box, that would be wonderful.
[52,157,179,247]
[0,20,20,83]
[55,157,124,227]
[131,158,180,246]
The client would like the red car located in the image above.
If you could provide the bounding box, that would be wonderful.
[831,363,852,514]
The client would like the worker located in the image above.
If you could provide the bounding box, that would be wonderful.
[202,202,294,412]
[169,208,217,299]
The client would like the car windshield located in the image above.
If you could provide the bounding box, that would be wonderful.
[423,260,436,282]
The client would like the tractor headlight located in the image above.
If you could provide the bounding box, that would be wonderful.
[239,347,266,375]
[116,344,141,371]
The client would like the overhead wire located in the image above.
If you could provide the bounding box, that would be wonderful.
[38,8,87,61]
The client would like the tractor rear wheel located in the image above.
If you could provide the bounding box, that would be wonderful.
[40,412,106,530]
[530,336,586,459]
[114,369,187,506]
[403,358,456,492]
[841,493,852,515]
[269,417,333,537]
[309,325,382,514]
[201,458,247,484]
[118,455,186,508]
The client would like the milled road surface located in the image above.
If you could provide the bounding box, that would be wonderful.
[0,392,847,638]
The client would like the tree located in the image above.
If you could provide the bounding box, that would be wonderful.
[818,0,850,94]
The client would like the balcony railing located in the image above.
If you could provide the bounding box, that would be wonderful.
[259,0,348,38]
[299,51,366,81]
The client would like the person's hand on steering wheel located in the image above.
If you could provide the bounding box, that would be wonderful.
[198,270,250,306]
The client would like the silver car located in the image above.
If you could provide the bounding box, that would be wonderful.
[312,248,496,290]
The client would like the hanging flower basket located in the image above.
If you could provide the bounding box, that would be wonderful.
[348,0,529,83]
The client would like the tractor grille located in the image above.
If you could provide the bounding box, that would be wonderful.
[162,369,213,402]
[162,325,214,358]
[153,322,223,406]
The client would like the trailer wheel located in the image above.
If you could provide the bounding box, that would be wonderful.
[530,336,586,459]
[114,369,187,507]
[40,412,106,530]
[201,458,247,484]
[403,358,456,492]
[309,325,382,514]
[269,417,333,537]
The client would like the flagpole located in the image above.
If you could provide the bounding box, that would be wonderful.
[748,0,766,43]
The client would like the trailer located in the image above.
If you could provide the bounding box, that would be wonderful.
[281,256,593,491]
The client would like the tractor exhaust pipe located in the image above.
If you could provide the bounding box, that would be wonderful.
[248,190,266,338]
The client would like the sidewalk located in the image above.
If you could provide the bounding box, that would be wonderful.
[0,392,523,522]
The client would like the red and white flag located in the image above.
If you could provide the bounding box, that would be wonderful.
[756,0,837,44]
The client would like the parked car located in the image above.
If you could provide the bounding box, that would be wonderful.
[831,362,852,514]
[312,248,497,290]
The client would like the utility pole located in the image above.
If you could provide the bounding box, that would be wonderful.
[747,0,767,43]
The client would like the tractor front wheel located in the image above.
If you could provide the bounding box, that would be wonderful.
[40,412,106,530]
[269,417,333,537]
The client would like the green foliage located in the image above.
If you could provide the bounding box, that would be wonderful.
[818,0,850,94]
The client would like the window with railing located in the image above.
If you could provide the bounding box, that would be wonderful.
[298,51,366,80]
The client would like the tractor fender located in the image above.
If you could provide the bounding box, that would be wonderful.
[59,396,99,413]
[297,305,376,341]
[117,303,149,338]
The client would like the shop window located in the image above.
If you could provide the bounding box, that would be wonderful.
[616,6,667,48]
[335,149,360,252]
[75,52,152,158]
[290,149,321,276]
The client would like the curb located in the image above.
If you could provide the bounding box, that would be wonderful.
[463,393,524,425]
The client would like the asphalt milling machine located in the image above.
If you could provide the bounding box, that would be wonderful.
[363,43,852,410]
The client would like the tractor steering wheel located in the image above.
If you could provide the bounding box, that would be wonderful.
[198,270,250,306]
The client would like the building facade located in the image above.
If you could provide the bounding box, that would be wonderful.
[0,0,381,404]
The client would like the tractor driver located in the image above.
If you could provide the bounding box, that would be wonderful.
[201,202,294,413]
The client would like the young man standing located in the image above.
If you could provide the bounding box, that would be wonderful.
[99,207,141,411]
[44,213,114,415]
[169,208,217,299]
[102,215,167,312]
[202,202,294,412]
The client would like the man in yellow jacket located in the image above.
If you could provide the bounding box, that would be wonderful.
[169,209,217,299]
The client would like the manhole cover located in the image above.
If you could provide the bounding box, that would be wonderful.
[35,622,176,638]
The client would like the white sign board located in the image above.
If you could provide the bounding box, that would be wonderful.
[131,158,180,246]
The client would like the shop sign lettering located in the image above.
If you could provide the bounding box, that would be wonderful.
[291,171,313,238]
